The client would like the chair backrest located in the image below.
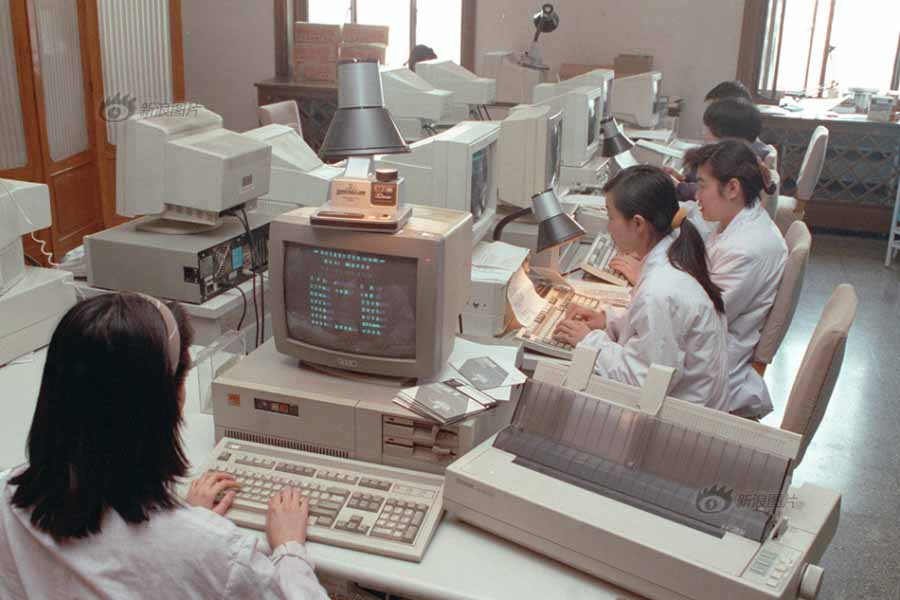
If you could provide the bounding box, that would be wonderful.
[760,167,780,221]
[258,101,302,134]
[763,144,778,171]
[781,284,857,466]
[795,126,828,201]
[754,221,812,364]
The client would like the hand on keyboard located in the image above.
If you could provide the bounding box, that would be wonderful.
[609,254,642,286]
[565,305,607,330]
[553,318,592,347]
[267,487,311,548]
[186,471,241,516]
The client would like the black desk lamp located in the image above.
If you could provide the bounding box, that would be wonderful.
[493,189,585,253]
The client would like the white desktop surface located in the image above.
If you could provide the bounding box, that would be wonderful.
[0,349,638,600]
[73,276,268,320]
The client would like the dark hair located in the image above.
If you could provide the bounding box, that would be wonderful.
[407,44,437,71]
[10,294,194,541]
[705,80,752,102]
[703,98,762,143]
[685,139,776,206]
[603,165,724,313]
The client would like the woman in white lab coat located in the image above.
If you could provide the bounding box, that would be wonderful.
[552,165,730,409]
[692,139,787,418]
[0,294,329,600]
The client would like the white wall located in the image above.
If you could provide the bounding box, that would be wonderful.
[476,0,746,138]
[182,0,275,132]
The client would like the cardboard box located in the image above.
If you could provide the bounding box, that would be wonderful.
[559,63,614,81]
[293,61,338,84]
[293,22,341,44]
[341,23,389,45]
[294,42,339,63]
[614,54,653,77]
[339,43,387,64]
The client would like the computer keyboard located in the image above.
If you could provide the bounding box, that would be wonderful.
[516,285,610,360]
[581,234,629,287]
[198,438,445,562]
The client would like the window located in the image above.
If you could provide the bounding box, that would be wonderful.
[357,0,411,67]
[743,0,900,99]
[301,0,467,69]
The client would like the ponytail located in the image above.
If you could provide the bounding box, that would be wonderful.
[604,165,724,313]
[668,219,725,313]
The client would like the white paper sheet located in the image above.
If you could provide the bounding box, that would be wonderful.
[507,267,548,328]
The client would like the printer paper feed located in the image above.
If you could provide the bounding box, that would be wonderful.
[494,380,792,543]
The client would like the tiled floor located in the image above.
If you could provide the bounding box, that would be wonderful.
[760,234,900,600]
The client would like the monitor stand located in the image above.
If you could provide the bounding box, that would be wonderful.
[300,361,417,389]
[136,217,221,235]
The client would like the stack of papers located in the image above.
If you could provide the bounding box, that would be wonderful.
[392,338,527,424]
[395,378,497,425]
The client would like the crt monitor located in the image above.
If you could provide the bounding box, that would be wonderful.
[242,124,342,209]
[375,121,500,244]
[497,105,563,209]
[269,206,473,379]
[0,178,51,295]
[610,71,664,129]
[519,86,604,168]
[415,59,496,106]
[116,105,271,228]
[532,68,614,107]
[381,67,453,123]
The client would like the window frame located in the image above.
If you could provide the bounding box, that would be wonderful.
[276,0,475,78]
[737,0,896,101]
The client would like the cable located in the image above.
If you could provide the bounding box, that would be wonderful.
[234,284,248,331]
[226,210,261,346]
[238,207,262,347]
[0,178,59,267]
[482,105,492,120]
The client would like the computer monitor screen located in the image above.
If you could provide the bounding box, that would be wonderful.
[546,116,562,188]
[470,146,491,222]
[587,96,599,147]
[270,206,472,378]
[284,243,417,359]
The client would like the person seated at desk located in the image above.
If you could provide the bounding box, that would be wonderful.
[704,80,753,104]
[552,165,729,410]
[692,139,787,419]
[671,97,769,203]
[0,294,328,600]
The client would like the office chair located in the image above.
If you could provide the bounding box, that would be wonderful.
[775,126,829,234]
[781,284,857,466]
[258,101,302,135]
[753,221,812,375]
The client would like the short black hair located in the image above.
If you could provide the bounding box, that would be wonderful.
[705,80,752,102]
[703,98,762,143]
[10,294,194,541]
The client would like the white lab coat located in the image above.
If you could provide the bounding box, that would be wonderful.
[707,203,787,417]
[579,231,730,410]
[682,200,718,243]
[0,471,329,600]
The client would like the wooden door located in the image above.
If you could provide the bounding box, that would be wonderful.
[83,0,185,227]
[0,0,52,261]
[24,0,103,259]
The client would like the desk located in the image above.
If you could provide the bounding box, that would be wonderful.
[0,350,637,600]
[72,278,271,349]
[255,78,338,153]
[759,110,900,234]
